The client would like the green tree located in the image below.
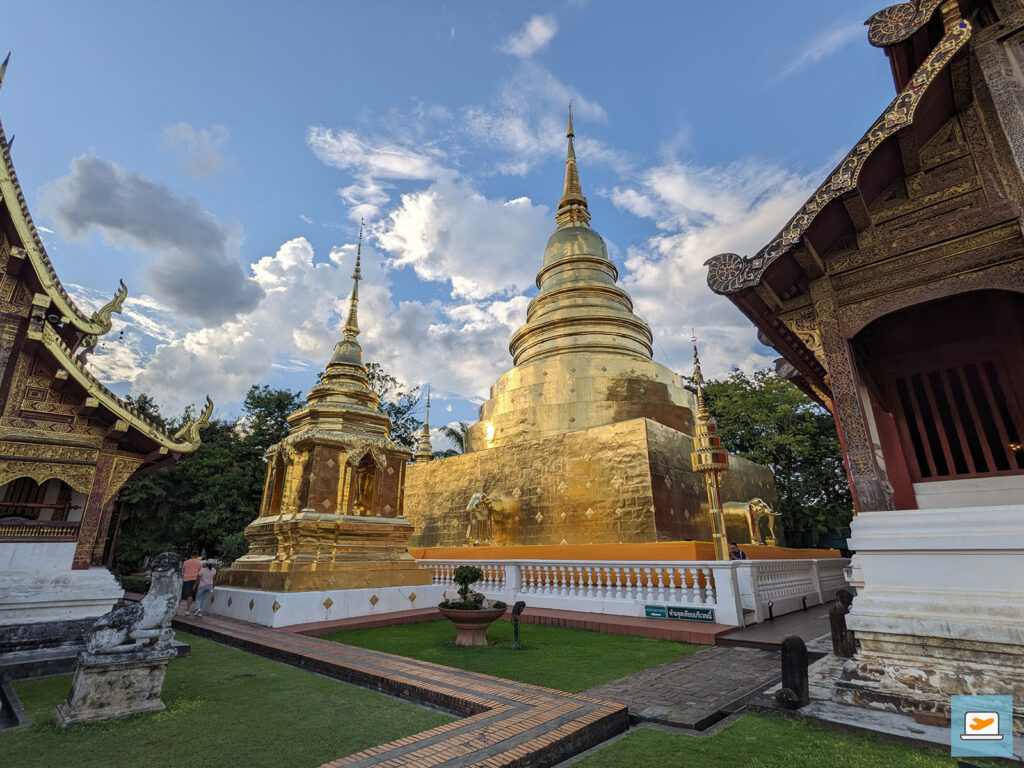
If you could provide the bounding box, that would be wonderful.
[112,386,302,573]
[696,369,852,547]
[365,362,423,449]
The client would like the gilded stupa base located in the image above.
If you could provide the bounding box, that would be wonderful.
[220,513,433,593]
[404,417,779,549]
[409,541,841,562]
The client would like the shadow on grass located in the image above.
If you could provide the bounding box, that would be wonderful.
[572,714,1010,768]
[2,632,452,768]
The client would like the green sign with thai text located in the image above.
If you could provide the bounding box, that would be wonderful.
[645,605,716,623]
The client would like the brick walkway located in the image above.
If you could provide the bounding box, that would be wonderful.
[173,612,627,768]
[583,646,781,729]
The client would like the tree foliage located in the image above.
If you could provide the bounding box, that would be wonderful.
[697,369,853,547]
[432,420,470,459]
[366,362,423,449]
[112,385,303,573]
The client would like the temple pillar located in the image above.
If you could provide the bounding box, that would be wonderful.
[809,279,892,513]
[72,450,116,570]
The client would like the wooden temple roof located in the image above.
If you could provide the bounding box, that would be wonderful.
[0,57,210,460]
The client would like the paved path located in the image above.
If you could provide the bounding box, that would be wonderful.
[174,612,627,768]
[716,603,832,650]
[583,646,781,729]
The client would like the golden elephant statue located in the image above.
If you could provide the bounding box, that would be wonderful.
[721,498,782,545]
[465,492,519,546]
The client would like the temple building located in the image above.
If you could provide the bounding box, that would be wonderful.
[403,113,778,550]
[216,229,436,627]
[705,0,1023,729]
[0,59,211,654]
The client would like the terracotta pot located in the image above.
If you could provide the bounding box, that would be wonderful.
[438,605,507,647]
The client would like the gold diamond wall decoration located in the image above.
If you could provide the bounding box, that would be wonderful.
[323,597,334,609]
[248,599,255,611]
[535,511,544,523]
[369,594,379,606]
[227,597,233,607]
[559,510,567,521]
[409,592,417,603]
[272,601,281,613]
[584,508,595,520]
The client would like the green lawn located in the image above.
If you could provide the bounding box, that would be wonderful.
[574,714,1009,768]
[3,632,452,768]
[321,619,704,693]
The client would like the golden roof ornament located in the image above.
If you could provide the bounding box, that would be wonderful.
[555,102,590,228]
[343,219,363,341]
[414,387,434,462]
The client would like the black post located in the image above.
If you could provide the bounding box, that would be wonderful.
[774,634,810,710]
[511,601,526,649]
[829,590,856,658]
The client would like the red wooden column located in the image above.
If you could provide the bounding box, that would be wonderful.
[810,279,894,513]
[72,449,116,569]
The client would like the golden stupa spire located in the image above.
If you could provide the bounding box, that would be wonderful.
[343,219,363,341]
[0,53,10,91]
[414,387,434,462]
[691,330,706,415]
[555,102,590,228]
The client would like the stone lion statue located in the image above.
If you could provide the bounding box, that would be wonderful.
[85,551,183,656]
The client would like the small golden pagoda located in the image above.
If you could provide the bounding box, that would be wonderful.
[413,389,433,463]
[403,113,778,549]
[222,226,431,592]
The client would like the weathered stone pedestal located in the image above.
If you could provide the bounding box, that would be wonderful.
[833,505,1024,735]
[53,647,177,726]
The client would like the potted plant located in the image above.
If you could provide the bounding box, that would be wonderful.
[437,565,507,646]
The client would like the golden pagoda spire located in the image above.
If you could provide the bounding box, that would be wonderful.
[343,219,363,341]
[555,102,590,228]
[0,53,10,91]
[689,333,730,560]
[691,330,706,414]
[414,387,434,462]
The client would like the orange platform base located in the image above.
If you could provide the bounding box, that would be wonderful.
[409,540,839,561]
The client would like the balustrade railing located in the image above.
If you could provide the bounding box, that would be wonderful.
[0,517,80,541]
[422,557,850,628]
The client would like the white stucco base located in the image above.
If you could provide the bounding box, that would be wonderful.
[835,504,1024,734]
[202,583,446,628]
[0,566,124,625]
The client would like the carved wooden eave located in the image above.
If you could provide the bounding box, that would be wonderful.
[24,321,211,456]
[0,107,125,347]
[704,5,983,408]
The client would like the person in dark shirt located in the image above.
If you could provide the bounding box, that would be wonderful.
[728,542,748,560]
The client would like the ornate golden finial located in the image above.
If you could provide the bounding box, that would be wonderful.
[556,103,590,228]
[691,330,706,415]
[343,220,363,341]
[0,53,9,91]
[172,395,214,448]
[90,278,128,334]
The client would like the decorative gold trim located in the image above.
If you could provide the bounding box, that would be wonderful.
[33,322,210,453]
[867,0,943,48]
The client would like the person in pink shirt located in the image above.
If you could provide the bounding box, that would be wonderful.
[181,553,202,613]
[193,560,217,617]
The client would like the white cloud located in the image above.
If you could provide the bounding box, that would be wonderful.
[377,179,549,300]
[773,21,863,82]
[500,15,558,58]
[161,122,229,178]
[610,158,821,378]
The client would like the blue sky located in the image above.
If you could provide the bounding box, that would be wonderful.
[3,1,892,445]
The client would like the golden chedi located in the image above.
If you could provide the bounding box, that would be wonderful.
[403,113,777,549]
[222,228,431,592]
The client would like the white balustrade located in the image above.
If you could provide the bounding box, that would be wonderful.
[422,556,850,628]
